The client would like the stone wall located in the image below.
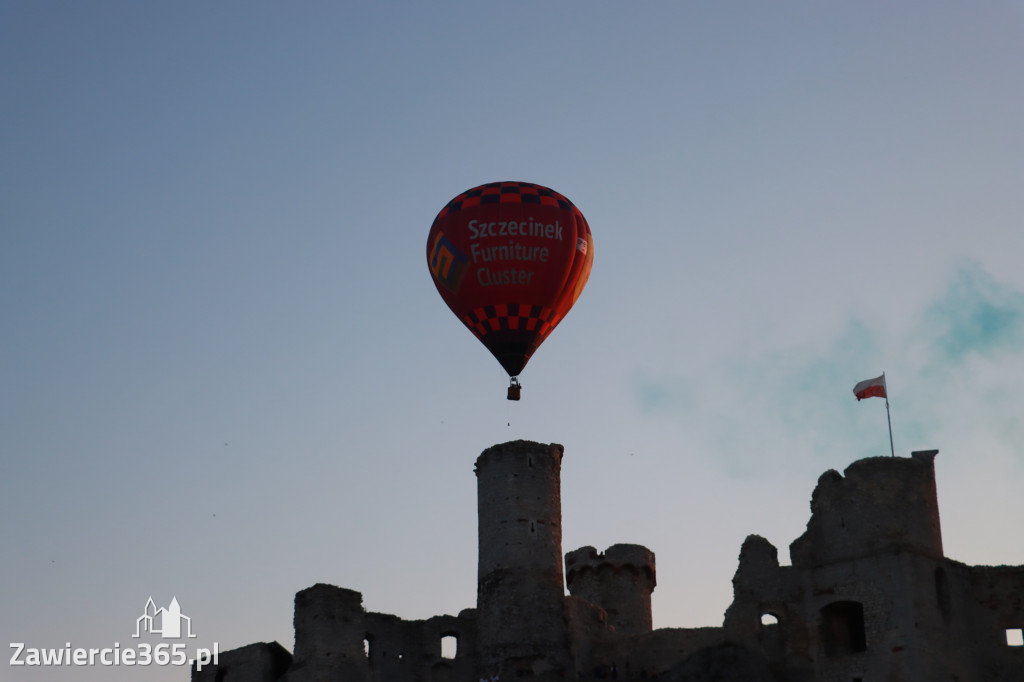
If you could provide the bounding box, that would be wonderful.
[191,443,1024,682]
[789,450,943,567]
[191,642,291,682]
[286,584,368,682]
[566,544,656,635]
[967,564,1024,679]
[724,452,1024,682]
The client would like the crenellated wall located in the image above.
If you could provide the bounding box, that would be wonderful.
[565,543,656,635]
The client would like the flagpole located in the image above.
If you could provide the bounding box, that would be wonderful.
[884,373,895,457]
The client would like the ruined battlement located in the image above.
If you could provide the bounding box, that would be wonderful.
[566,544,657,583]
[288,584,370,682]
[474,439,564,473]
[789,450,943,567]
[194,443,1024,682]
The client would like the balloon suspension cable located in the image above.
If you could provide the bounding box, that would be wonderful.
[507,377,521,401]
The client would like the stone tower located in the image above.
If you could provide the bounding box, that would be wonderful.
[474,440,571,680]
[286,584,368,682]
[565,544,656,635]
[789,450,944,566]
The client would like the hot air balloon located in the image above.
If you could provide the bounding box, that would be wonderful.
[427,181,594,400]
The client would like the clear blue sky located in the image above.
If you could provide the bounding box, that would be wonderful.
[3,3,1023,679]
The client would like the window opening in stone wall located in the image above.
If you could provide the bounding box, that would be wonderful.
[441,634,458,659]
[364,636,372,660]
[761,613,779,626]
[820,601,867,657]
[1007,628,1023,647]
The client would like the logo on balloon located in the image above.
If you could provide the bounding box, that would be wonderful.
[428,232,469,292]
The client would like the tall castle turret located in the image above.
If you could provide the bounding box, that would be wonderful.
[565,543,656,635]
[475,440,571,679]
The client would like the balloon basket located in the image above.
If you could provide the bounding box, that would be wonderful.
[507,378,521,401]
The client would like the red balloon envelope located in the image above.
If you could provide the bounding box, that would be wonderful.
[427,181,594,392]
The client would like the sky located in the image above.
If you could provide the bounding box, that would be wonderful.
[2,2,1023,679]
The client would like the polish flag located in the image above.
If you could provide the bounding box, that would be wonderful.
[853,374,887,401]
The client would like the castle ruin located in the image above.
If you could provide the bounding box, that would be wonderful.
[193,440,1023,681]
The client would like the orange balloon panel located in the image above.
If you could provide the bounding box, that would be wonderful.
[427,181,593,377]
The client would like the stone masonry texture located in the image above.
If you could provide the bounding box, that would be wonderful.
[192,442,1023,682]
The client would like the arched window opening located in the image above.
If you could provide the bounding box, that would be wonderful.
[820,601,867,657]
[761,613,779,626]
[441,634,458,659]
[363,636,372,660]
